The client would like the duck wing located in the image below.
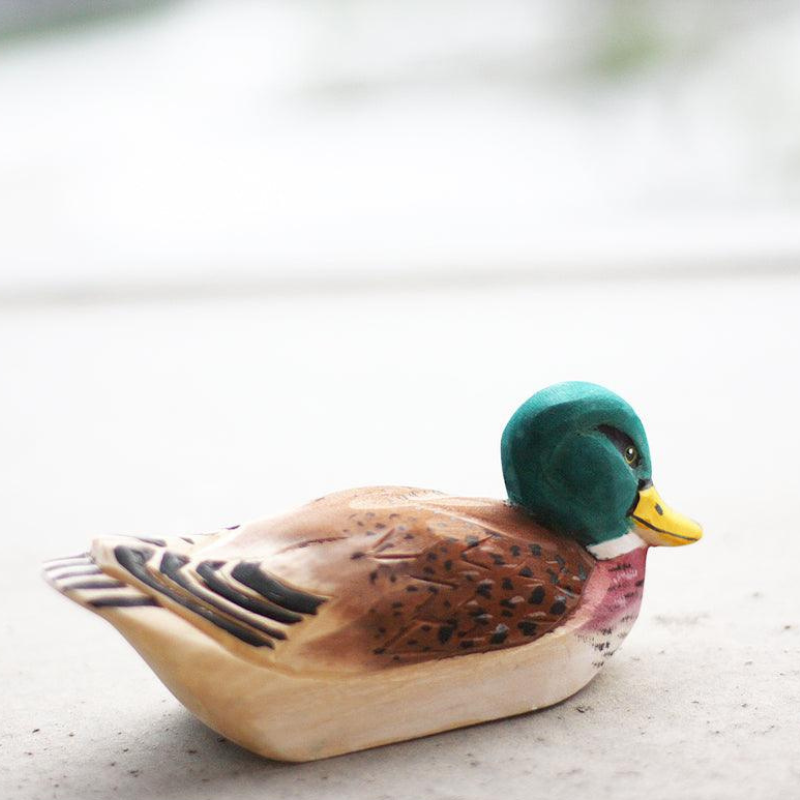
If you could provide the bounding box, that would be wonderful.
[280,488,596,670]
[45,488,595,673]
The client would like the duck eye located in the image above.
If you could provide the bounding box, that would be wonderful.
[598,424,641,468]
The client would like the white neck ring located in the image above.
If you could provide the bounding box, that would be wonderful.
[587,531,647,560]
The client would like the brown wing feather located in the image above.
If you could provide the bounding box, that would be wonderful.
[278,488,596,670]
[360,523,589,663]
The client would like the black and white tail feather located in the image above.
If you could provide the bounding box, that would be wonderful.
[44,534,325,650]
[43,552,159,609]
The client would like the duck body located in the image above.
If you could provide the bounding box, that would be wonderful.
[45,486,648,760]
[45,382,700,761]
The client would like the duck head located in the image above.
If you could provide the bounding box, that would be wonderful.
[501,382,701,555]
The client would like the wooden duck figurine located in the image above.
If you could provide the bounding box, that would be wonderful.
[44,382,701,761]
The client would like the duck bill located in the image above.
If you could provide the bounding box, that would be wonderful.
[631,485,702,546]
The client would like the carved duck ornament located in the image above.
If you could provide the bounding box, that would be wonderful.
[44,382,702,761]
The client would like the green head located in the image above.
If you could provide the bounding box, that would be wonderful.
[502,382,673,549]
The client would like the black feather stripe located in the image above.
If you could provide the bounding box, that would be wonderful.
[195,561,303,625]
[44,554,91,566]
[114,546,273,648]
[158,552,287,640]
[89,596,160,608]
[67,579,127,590]
[231,562,325,615]
[46,567,102,580]
[135,537,168,547]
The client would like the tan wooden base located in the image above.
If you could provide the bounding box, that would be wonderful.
[100,604,599,761]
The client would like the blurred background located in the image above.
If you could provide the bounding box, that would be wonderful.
[2,0,800,297]
[2,4,799,800]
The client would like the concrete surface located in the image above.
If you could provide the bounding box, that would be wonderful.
[2,274,799,800]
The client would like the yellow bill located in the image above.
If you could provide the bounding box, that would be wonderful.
[632,485,702,546]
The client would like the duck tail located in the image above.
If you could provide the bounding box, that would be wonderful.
[42,549,159,611]
[45,533,325,656]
